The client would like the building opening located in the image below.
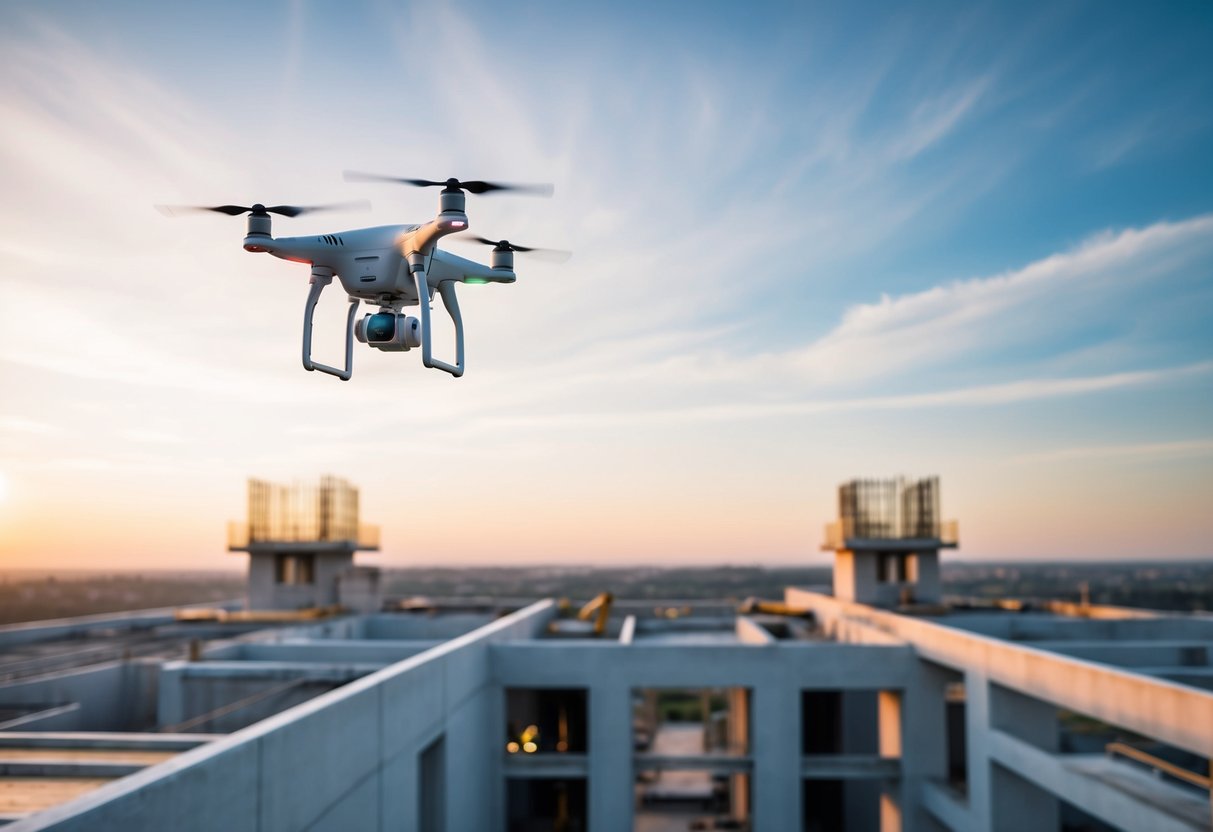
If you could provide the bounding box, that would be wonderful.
[505,688,588,755]
[506,778,587,832]
[804,779,883,832]
[419,735,444,832]
[274,553,315,585]
[633,688,751,831]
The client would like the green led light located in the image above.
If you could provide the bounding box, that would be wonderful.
[465,277,488,285]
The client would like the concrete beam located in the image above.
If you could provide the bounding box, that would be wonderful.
[502,753,589,778]
[789,589,1213,757]
[492,643,914,690]
[0,734,214,751]
[802,754,901,779]
[987,728,1209,832]
[634,753,752,773]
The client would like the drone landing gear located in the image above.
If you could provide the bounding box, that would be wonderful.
[407,257,464,378]
[302,266,358,381]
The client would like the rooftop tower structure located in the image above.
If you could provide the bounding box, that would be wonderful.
[823,476,958,607]
[228,475,381,611]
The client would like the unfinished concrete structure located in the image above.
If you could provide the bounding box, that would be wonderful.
[1,478,1210,831]
[228,476,381,612]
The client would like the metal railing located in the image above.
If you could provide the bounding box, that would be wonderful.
[1106,742,1211,791]
[940,519,959,546]
[227,521,380,549]
[823,520,845,551]
[822,519,959,549]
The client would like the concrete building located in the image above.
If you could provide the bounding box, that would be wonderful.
[0,477,1210,831]
[228,476,382,613]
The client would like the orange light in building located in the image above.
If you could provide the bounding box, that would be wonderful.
[556,740,569,752]
[506,741,520,754]
[522,741,538,753]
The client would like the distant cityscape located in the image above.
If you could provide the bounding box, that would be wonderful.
[2,560,1211,625]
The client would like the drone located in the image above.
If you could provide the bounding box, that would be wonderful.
[158,174,569,379]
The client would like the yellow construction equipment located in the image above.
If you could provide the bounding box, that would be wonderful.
[737,597,811,617]
[173,605,344,624]
[577,592,614,636]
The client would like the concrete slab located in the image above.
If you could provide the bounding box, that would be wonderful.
[0,778,112,815]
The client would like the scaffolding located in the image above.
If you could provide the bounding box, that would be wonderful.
[833,477,955,543]
[228,476,378,548]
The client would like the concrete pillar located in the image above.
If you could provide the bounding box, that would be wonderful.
[879,690,904,832]
[989,684,1058,831]
[156,661,185,729]
[588,680,632,830]
[880,791,903,832]
[834,551,859,601]
[751,681,800,831]
[729,687,751,820]
[964,670,992,832]
[901,662,950,832]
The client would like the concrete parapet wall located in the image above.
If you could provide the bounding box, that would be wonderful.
[788,588,1213,757]
[0,662,158,732]
[7,600,555,832]
[0,602,242,650]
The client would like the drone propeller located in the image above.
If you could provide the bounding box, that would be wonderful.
[343,172,554,197]
[459,235,571,263]
[155,201,369,218]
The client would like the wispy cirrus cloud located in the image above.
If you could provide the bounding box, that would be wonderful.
[455,361,1213,433]
[1011,438,1213,464]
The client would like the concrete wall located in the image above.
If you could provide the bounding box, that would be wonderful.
[790,587,1213,832]
[0,661,158,732]
[201,640,438,664]
[247,551,354,610]
[9,601,554,832]
[492,641,915,832]
[0,603,241,650]
[358,613,496,641]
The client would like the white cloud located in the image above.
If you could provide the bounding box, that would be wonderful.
[455,361,1213,432]
[655,213,1213,389]
[1010,438,1213,464]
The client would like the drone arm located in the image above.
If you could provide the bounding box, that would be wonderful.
[302,266,358,381]
[408,259,464,378]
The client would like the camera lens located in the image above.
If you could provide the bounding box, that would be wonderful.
[366,312,396,342]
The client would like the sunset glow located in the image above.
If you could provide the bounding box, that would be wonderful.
[1,3,1211,570]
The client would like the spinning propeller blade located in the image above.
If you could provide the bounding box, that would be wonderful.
[155,201,369,218]
[459,235,572,263]
[343,172,554,197]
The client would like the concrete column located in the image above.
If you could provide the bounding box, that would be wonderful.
[752,681,800,831]
[901,662,950,832]
[156,661,185,729]
[989,684,1058,831]
[588,680,633,830]
[965,670,992,832]
[880,791,903,832]
[729,687,751,820]
[879,690,904,832]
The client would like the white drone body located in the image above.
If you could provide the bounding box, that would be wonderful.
[164,176,564,380]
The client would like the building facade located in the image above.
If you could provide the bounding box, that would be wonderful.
[0,479,1209,831]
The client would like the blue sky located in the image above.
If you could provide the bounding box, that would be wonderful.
[1,1,1211,568]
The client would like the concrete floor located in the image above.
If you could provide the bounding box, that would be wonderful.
[635,724,745,832]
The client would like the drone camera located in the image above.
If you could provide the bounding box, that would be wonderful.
[355,312,421,351]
